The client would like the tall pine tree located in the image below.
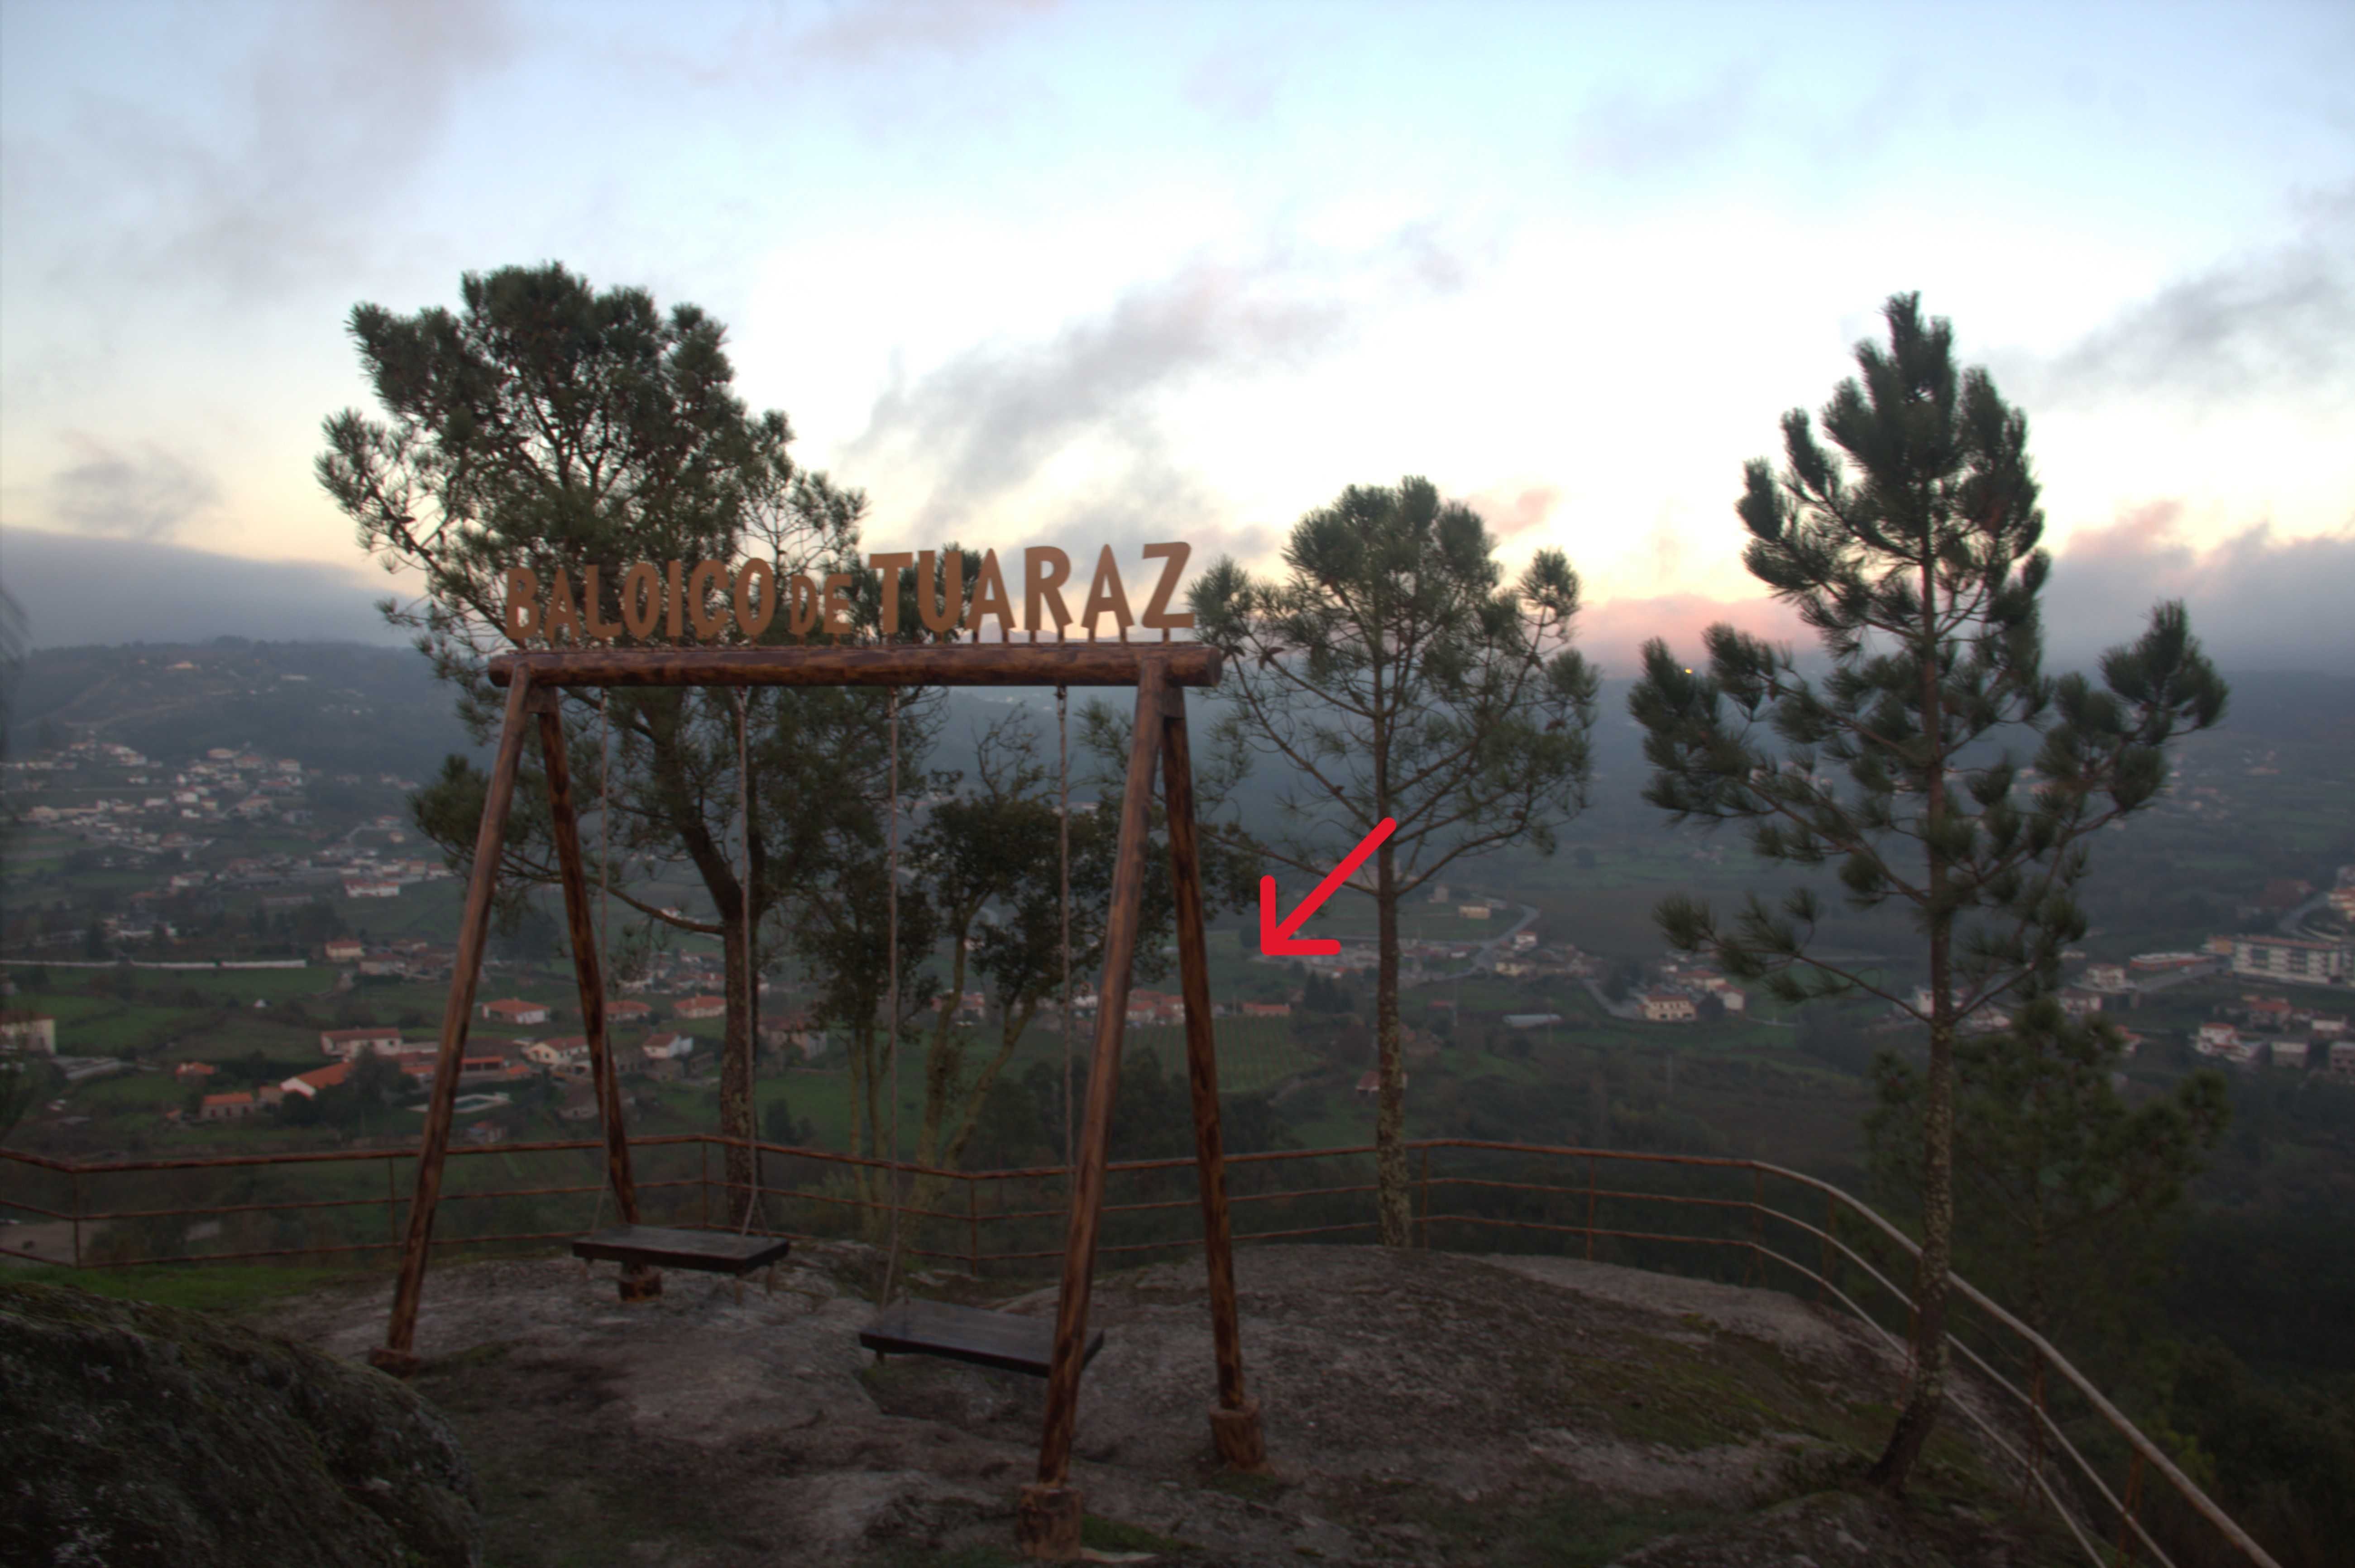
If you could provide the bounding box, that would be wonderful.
[1196,477,1595,1246]
[1629,294,2226,1490]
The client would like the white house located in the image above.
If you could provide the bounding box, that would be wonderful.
[524,1038,588,1068]
[0,1012,57,1054]
[2227,935,2350,987]
[318,1027,403,1060]
[1639,992,1697,1023]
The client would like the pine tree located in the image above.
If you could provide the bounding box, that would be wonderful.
[318,263,868,1204]
[1628,294,2227,1491]
[1196,476,1595,1246]
[1866,1001,2229,1356]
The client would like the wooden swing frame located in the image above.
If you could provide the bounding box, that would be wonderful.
[366,640,1265,1559]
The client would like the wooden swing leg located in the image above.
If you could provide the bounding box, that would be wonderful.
[1161,684,1266,1472]
[372,678,535,1379]
[534,688,661,1308]
[1025,667,1167,1555]
[1015,1485,1083,1560]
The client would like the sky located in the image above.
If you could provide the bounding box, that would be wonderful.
[1,0,2349,671]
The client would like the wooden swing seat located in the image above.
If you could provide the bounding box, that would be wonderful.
[572,1224,792,1277]
[861,1298,1103,1378]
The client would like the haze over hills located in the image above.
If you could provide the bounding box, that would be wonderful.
[8,520,2354,678]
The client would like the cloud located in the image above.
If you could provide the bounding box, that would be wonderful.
[1570,65,1764,179]
[2032,188,2355,404]
[1184,37,1282,122]
[1570,505,2355,680]
[45,438,221,540]
[2042,503,2355,672]
[842,225,1484,554]
[53,0,512,297]
[795,0,1054,65]
[0,528,405,650]
[845,254,1352,537]
[1462,484,1561,543]
[1570,590,1809,680]
[1566,56,1918,183]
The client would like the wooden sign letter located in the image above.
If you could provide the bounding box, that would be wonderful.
[821,572,856,637]
[917,550,963,635]
[964,550,1013,637]
[787,573,821,636]
[503,569,541,642]
[581,566,624,643]
[543,567,584,645]
[1081,546,1132,636]
[1139,543,1193,630]
[869,553,914,636]
[622,564,662,640]
[687,560,732,641]
[1024,547,1072,634]
[734,560,777,639]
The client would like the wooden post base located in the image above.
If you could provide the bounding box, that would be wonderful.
[617,1265,664,1302]
[367,1346,420,1380]
[1015,1483,1083,1560]
[1209,1397,1267,1472]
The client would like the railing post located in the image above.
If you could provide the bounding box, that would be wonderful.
[1584,1154,1596,1261]
[1418,1147,1431,1249]
[386,1156,399,1259]
[2023,1360,2047,1504]
[71,1168,81,1268]
[968,1177,980,1279]
[2114,1450,2144,1565]
[1746,1167,1762,1287]
[1818,1188,1834,1306]
[699,1139,709,1229]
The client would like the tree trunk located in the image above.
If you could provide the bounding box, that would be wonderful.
[718,913,759,1220]
[1871,1006,1954,1491]
[916,935,972,1170]
[842,1017,877,1221]
[1373,839,1411,1247]
[1872,550,1955,1494]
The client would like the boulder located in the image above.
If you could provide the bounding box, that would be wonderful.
[0,1281,479,1567]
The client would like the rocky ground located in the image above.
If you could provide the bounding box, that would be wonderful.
[230,1242,2079,1567]
[3,1281,479,1567]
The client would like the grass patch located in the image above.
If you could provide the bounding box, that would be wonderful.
[0,1260,366,1314]
[1510,1500,1731,1568]
[1407,1491,1731,1568]
[1081,1514,1190,1553]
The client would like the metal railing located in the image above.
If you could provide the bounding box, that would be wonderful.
[0,1134,2276,1568]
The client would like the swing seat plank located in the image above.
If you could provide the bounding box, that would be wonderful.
[860,1299,1102,1378]
[573,1225,791,1276]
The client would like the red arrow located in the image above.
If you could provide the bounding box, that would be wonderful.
[1259,817,1398,957]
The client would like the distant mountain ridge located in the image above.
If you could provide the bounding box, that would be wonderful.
[9,638,2345,809]
[5,641,475,779]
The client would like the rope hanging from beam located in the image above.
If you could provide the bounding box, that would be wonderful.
[881,688,905,1306]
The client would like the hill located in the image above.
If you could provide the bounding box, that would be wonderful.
[6,640,475,780]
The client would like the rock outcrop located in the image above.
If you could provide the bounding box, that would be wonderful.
[247,1243,2070,1565]
[0,1281,480,1567]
